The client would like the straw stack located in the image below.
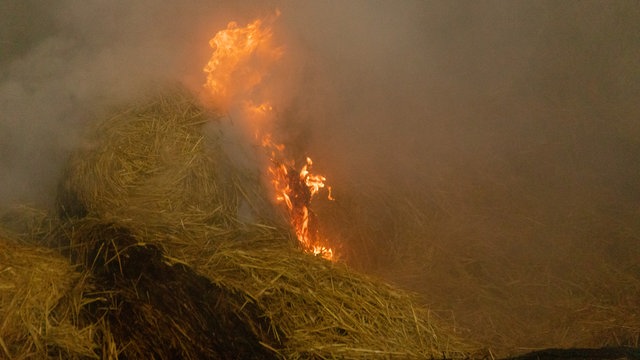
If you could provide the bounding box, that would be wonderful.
[49,86,475,358]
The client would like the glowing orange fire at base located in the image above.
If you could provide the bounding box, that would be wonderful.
[267,154,334,260]
[203,14,335,261]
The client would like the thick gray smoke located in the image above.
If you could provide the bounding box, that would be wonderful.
[2,1,638,207]
[2,0,640,352]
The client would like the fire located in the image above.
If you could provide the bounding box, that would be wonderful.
[266,154,334,260]
[203,14,335,261]
[203,16,282,110]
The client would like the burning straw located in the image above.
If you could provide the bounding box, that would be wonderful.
[53,87,477,358]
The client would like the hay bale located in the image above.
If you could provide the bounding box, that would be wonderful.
[57,86,282,260]
[0,235,96,359]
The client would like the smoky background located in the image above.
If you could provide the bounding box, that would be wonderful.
[2,0,639,354]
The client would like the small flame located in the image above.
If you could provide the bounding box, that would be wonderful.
[203,14,335,261]
[301,157,326,196]
[267,154,334,260]
[246,101,274,118]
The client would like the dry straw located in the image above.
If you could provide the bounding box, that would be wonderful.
[57,87,281,261]
[52,86,476,358]
[198,235,474,359]
[53,215,473,359]
[0,234,96,359]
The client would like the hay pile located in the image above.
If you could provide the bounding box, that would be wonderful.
[57,88,278,262]
[57,220,278,359]
[4,86,476,359]
[198,237,467,358]
[55,216,472,359]
[0,234,95,359]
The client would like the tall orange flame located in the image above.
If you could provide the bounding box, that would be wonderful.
[203,16,282,111]
[203,14,335,260]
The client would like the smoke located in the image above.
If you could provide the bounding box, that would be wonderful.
[272,0,640,269]
[0,0,264,205]
[4,1,638,206]
[278,1,640,194]
[269,1,640,351]
[2,0,640,352]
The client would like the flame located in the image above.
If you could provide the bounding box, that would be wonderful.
[203,16,282,110]
[245,101,274,118]
[203,14,335,261]
[266,154,334,260]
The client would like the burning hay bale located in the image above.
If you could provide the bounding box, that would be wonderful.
[0,235,95,359]
[52,87,476,358]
